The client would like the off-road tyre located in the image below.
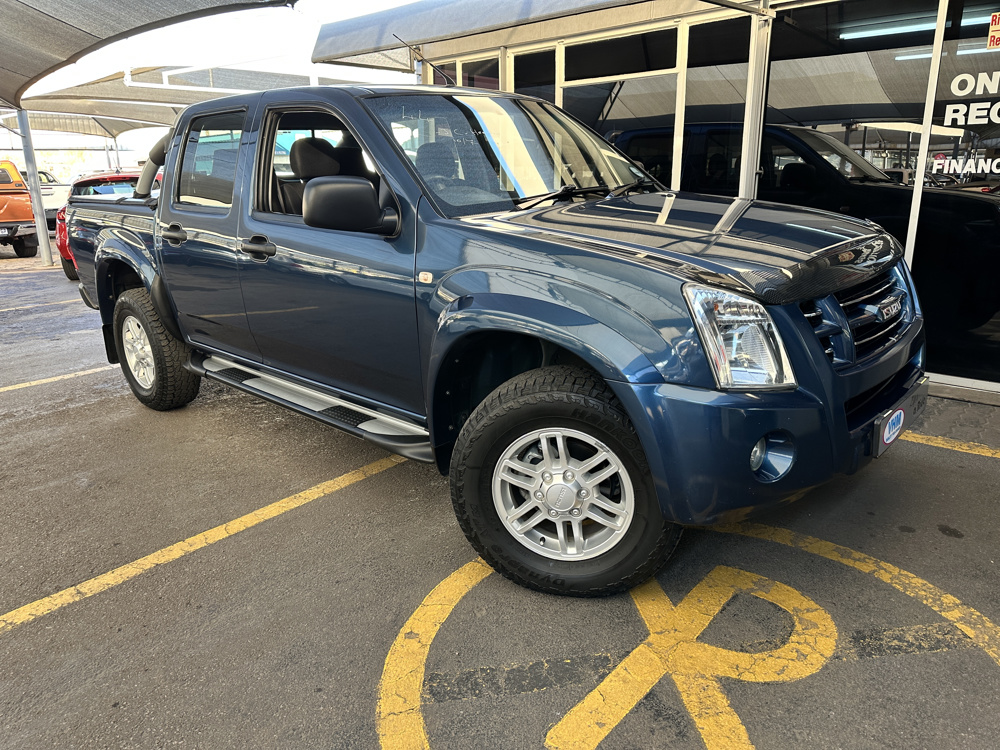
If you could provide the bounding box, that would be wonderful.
[60,256,79,280]
[113,287,200,411]
[450,365,682,597]
[12,237,37,258]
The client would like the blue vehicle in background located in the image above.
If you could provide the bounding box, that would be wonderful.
[67,86,927,596]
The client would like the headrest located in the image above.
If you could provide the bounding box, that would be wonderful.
[289,137,341,180]
[781,162,814,188]
[415,141,456,177]
[211,148,238,178]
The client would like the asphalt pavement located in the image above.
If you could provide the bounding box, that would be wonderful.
[2,247,999,750]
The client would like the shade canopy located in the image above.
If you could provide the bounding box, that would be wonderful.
[0,0,290,107]
[19,65,351,130]
[312,0,664,69]
[0,110,163,138]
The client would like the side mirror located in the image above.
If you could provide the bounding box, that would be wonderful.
[303,176,399,235]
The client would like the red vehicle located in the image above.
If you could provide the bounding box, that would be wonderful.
[56,170,146,279]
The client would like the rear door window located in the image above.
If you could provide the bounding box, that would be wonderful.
[176,111,244,209]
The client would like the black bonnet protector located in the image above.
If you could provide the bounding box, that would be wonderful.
[489,192,902,305]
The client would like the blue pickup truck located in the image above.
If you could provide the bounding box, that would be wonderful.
[69,85,928,596]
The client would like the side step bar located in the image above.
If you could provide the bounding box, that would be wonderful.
[189,354,433,463]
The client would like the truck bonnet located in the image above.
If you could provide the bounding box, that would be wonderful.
[479,191,902,306]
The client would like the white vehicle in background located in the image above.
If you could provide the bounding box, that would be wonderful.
[38,170,71,228]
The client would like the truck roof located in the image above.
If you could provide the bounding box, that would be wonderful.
[180,84,532,115]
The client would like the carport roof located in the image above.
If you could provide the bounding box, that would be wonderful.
[312,0,669,69]
[18,65,355,130]
[0,0,291,107]
[0,110,164,137]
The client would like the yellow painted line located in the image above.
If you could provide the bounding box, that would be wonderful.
[0,298,78,313]
[546,567,837,750]
[719,523,1000,669]
[0,365,117,393]
[0,456,405,636]
[901,432,1000,459]
[377,559,493,750]
[382,522,1000,749]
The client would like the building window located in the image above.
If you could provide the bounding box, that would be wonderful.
[462,58,500,89]
[565,27,678,81]
[433,61,457,85]
[514,49,556,102]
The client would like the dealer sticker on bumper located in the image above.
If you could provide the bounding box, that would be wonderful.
[874,376,930,457]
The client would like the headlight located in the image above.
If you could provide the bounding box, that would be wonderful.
[683,284,796,389]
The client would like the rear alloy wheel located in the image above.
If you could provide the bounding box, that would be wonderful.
[12,238,37,258]
[450,366,682,596]
[113,287,200,411]
[60,256,79,280]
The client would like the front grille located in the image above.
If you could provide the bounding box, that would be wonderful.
[798,265,912,367]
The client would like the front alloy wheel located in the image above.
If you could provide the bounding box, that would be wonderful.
[450,366,682,596]
[493,428,635,560]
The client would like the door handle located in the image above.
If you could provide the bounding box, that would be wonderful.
[238,235,277,259]
[160,223,188,245]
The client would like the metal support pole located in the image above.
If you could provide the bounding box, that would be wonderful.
[738,6,775,200]
[904,0,949,268]
[862,127,868,159]
[15,110,53,266]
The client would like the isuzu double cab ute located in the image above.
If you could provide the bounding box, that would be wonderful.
[68,86,928,596]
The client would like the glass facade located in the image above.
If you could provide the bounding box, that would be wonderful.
[438,0,1000,386]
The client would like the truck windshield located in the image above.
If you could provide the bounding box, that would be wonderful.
[364,93,648,217]
[793,129,894,183]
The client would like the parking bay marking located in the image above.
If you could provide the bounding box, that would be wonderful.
[0,456,406,636]
[901,432,1000,459]
[546,566,838,750]
[378,524,1000,750]
[0,298,79,313]
[0,365,117,393]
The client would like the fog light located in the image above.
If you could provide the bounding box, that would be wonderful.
[750,433,796,482]
[749,437,767,472]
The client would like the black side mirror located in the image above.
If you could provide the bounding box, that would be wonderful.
[303,176,399,235]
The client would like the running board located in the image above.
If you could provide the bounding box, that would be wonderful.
[189,354,433,463]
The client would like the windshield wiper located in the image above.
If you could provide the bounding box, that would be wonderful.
[607,177,660,197]
[513,185,610,210]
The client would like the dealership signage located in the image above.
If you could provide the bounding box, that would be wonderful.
[937,68,1000,174]
[990,13,1000,49]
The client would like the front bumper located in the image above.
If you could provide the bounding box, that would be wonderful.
[611,319,926,526]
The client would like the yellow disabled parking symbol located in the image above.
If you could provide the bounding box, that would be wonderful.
[377,560,837,750]
[545,566,837,750]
